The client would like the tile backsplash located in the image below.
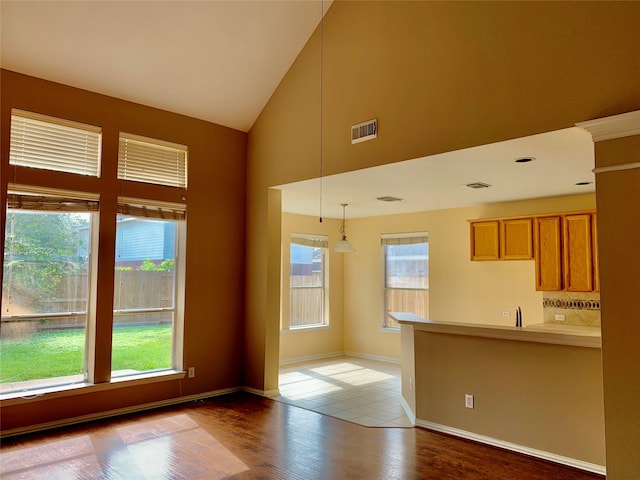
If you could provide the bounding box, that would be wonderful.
[543,292,601,327]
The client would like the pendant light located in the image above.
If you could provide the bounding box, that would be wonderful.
[334,203,356,253]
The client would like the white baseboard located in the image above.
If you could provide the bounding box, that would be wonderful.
[415,419,606,476]
[399,396,416,425]
[343,351,401,364]
[243,386,281,398]
[279,351,345,366]
[279,351,401,366]
[1,386,242,439]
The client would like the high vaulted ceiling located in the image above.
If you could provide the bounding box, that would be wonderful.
[1,0,331,132]
[1,1,595,219]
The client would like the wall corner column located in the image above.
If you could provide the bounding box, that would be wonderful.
[577,110,640,480]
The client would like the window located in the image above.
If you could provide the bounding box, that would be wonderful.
[1,111,189,397]
[9,109,101,177]
[383,233,429,328]
[118,133,188,188]
[112,199,186,377]
[1,189,98,394]
[289,235,327,328]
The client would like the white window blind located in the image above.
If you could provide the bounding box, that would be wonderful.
[118,133,188,189]
[9,109,102,176]
[291,234,328,249]
[381,233,428,246]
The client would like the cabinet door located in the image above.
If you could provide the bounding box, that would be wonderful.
[470,221,499,260]
[563,214,594,292]
[501,218,533,260]
[535,216,562,291]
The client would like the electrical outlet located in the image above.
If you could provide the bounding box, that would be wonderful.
[555,314,566,322]
[502,311,510,317]
[188,367,195,378]
[409,378,413,391]
[465,394,474,409]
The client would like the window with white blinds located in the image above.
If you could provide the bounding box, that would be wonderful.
[9,109,102,176]
[118,133,188,189]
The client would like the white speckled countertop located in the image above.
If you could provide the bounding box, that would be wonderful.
[390,312,601,348]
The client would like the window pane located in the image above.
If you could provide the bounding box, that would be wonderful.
[384,240,429,328]
[385,289,429,328]
[290,244,325,328]
[1,209,92,393]
[385,243,429,289]
[112,215,177,377]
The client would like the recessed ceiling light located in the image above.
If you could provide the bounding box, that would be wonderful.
[575,181,594,186]
[514,157,535,163]
[465,182,492,189]
[377,196,403,202]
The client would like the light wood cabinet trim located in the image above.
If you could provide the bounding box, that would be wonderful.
[592,214,599,292]
[470,221,499,260]
[500,218,533,260]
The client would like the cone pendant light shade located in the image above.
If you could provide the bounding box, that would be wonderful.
[334,204,356,253]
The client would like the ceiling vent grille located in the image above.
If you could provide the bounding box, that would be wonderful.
[351,119,377,144]
[377,196,403,202]
[465,182,492,189]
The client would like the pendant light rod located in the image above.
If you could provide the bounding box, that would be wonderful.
[319,0,324,223]
[334,203,356,253]
[340,203,347,239]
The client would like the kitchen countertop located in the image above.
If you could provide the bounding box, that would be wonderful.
[389,312,601,349]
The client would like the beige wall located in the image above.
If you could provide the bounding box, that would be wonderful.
[247,2,640,476]
[414,331,605,466]
[0,70,247,431]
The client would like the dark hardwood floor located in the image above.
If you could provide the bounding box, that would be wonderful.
[1,392,603,479]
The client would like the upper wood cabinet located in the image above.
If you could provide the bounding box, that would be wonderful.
[563,213,594,292]
[470,218,533,261]
[501,218,533,260]
[470,221,500,260]
[533,212,598,292]
[534,216,563,291]
[472,210,598,292]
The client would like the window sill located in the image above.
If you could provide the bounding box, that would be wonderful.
[0,370,186,406]
[281,325,330,334]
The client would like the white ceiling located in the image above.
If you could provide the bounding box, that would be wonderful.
[276,127,595,219]
[1,1,595,220]
[0,0,331,132]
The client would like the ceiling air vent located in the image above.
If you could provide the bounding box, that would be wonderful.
[377,196,403,202]
[351,119,377,144]
[465,182,492,189]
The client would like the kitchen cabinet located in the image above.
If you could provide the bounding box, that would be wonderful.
[534,216,563,291]
[501,218,533,260]
[563,213,594,292]
[534,212,598,292]
[470,218,533,261]
[470,221,499,260]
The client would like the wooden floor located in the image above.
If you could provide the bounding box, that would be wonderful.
[0,392,603,480]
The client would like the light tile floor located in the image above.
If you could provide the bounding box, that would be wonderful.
[276,356,412,427]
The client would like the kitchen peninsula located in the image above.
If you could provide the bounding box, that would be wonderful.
[392,312,605,475]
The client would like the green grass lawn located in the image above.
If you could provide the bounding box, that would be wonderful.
[0,324,172,383]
